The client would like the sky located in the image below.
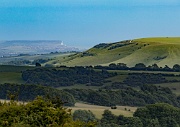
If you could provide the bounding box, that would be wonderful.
[0,0,180,49]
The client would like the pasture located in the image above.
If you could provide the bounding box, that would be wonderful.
[0,72,24,84]
[69,103,137,119]
[51,37,180,68]
[0,65,33,84]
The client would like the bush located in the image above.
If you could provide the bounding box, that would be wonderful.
[0,97,96,127]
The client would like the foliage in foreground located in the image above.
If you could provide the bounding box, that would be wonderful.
[0,97,96,127]
[0,97,179,127]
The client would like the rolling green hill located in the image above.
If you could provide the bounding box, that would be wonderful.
[50,37,180,67]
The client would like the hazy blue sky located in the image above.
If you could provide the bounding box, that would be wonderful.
[0,0,180,48]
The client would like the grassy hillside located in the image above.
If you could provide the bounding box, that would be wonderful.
[52,37,180,67]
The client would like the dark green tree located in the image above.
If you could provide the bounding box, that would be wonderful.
[134,63,146,70]
[134,103,180,127]
[101,110,117,124]
[173,64,180,71]
[73,110,97,123]
[35,62,41,67]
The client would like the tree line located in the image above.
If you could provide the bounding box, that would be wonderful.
[22,66,180,89]
[64,84,180,107]
[122,73,180,87]
[94,63,180,72]
[22,67,117,87]
[1,83,179,108]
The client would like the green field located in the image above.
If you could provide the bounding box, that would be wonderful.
[0,65,34,84]
[0,72,24,84]
[70,103,137,119]
[0,65,34,72]
[50,37,180,68]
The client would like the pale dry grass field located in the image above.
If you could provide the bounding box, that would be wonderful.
[69,103,137,119]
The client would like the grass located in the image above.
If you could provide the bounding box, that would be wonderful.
[69,103,137,119]
[44,53,76,66]
[0,65,34,72]
[134,37,180,44]
[0,65,33,84]
[50,37,180,68]
[55,42,137,67]
[0,72,24,84]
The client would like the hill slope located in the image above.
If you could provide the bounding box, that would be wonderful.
[49,37,180,67]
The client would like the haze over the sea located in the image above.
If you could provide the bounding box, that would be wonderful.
[0,0,180,48]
